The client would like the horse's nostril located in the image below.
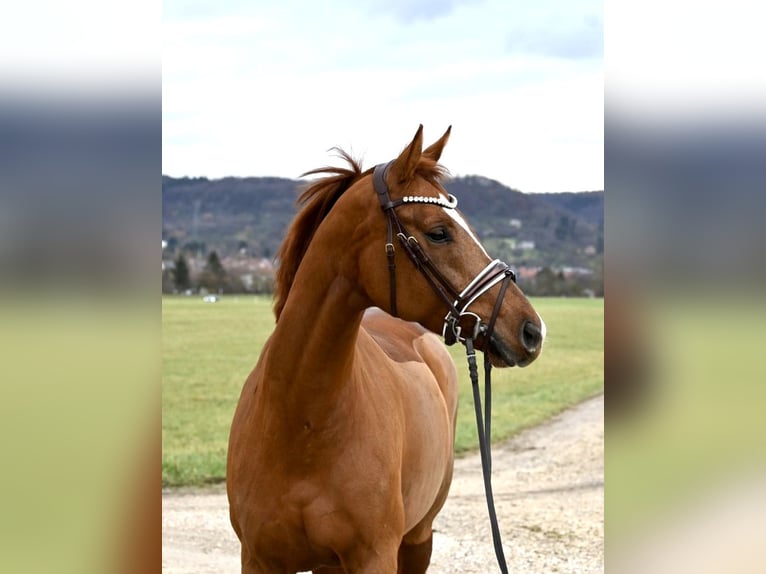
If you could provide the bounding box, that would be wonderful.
[521,321,542,353]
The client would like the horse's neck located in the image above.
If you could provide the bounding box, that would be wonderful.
[262,262,367,422]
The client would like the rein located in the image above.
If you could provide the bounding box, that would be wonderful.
[373,162,515,573]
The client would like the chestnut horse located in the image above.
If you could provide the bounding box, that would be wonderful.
[227,126,544,573]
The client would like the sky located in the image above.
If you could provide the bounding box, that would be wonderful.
[162,0,603,193]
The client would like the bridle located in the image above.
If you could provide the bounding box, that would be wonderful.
[373,161,516,346]
[373,161,515,573]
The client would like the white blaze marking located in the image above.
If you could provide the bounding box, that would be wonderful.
[438,193,545,347]
[441,200,490,258]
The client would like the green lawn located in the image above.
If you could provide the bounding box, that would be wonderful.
[162,296,603,486]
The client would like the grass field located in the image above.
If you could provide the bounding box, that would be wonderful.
[162,296,603,486]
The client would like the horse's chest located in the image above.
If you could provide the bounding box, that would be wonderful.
[241,477,350,570]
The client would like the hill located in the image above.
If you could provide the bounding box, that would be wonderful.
[441,176,603,268]
[162,175,298,260]
[162,174,603,295]
[163,175,601,265]
[530,191,604,229]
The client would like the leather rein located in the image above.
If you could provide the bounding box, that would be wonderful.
[372,161,514,573]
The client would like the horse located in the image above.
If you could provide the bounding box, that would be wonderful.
[227,126,545,573]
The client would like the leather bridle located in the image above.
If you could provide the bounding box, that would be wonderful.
[373,160,517,573]
[372,161,516,348]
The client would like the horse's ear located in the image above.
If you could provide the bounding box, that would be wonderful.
[389,124,424,185]
[423,125,451,162]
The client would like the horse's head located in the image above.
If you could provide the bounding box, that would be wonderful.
[354,126,545,367]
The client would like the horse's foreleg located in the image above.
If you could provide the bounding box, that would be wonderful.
[239,545,286,574]
[397,534,432,574]
[340,543,399,574]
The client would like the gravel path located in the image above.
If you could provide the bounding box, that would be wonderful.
[163,394,603,573]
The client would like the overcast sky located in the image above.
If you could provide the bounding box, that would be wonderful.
[163,0,603,193]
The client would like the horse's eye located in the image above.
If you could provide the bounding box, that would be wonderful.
[425,227,451,244]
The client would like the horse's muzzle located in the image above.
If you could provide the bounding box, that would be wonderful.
[488,325,542,368]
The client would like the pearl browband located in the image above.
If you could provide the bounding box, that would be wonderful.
[401,194,458,209]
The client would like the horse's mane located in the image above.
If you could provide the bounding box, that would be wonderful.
[273,149,447,320]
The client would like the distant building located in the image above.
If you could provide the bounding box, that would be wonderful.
[509,218,522,229]
[518,240,535,251]
[516,266,540,281]
[561,266,593,279]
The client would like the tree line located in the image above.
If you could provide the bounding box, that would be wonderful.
[163,251,272,295]
[163,251,601,298]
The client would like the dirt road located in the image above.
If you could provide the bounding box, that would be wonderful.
[162,394,603,573]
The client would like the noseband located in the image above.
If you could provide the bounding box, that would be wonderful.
[373,161,516,573]
[372,161,516,347]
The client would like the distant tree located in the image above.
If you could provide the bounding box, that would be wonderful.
[596,219,604,255]
[182,241,207,256]
[172,254,191,292]
[585,258,604,296]
[198,250,227,292]
[162,268,175,293]
[533,266,578,296]
[555,215,575,241]
[534,267,559,295]
[251,273,274,295]
[206,251,225,278]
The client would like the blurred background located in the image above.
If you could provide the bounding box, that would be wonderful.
[2,0,765,572]
[0,1,160,573]
[605,0,766,571]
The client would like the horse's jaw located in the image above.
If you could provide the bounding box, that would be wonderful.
[486,332,536,368]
